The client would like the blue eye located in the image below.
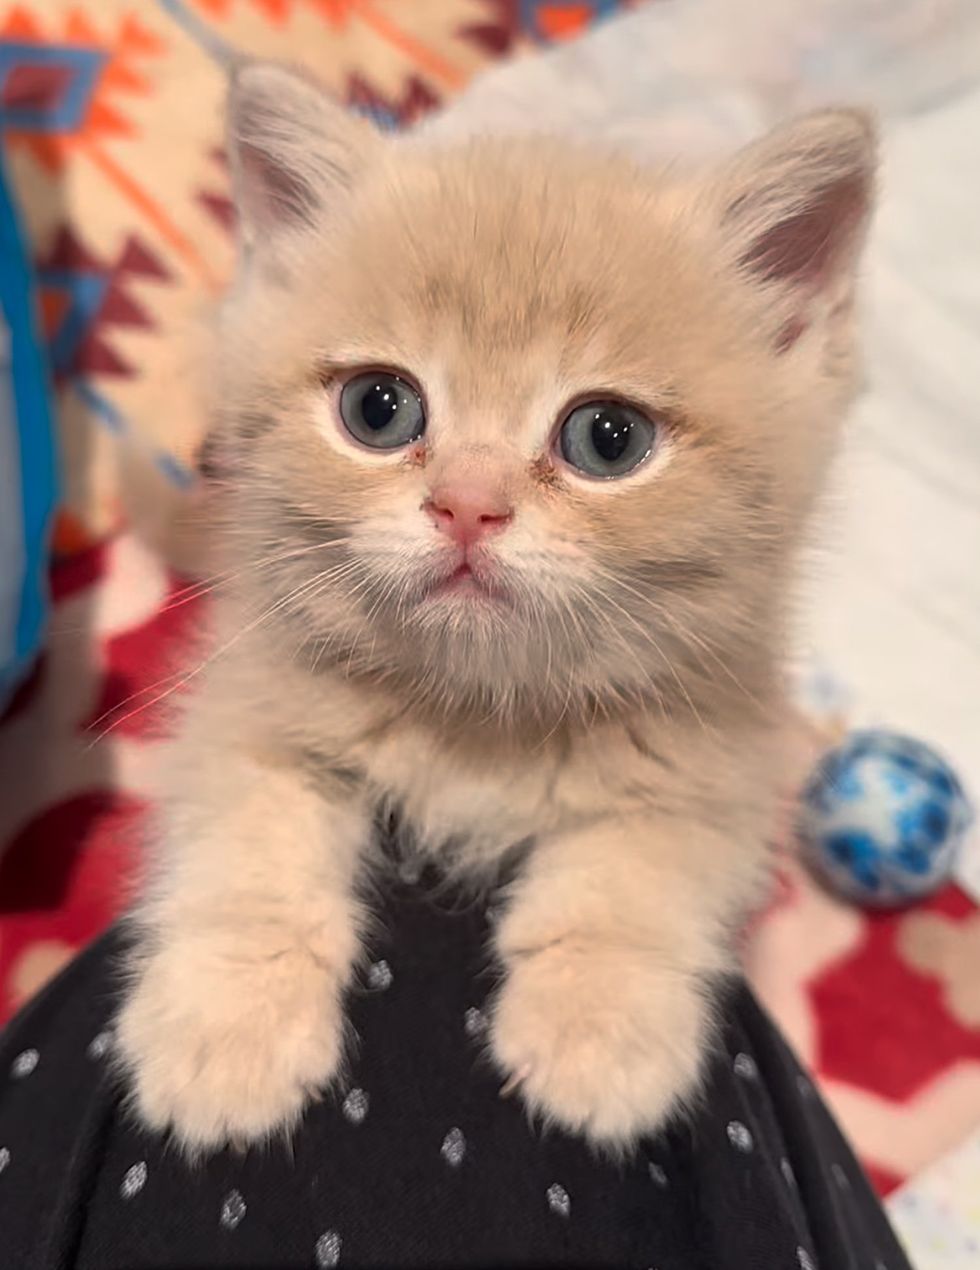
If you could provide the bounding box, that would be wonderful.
[339,372,425,449]
[559,400,656,478]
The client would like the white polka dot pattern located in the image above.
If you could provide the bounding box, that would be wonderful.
[366,960,393,991]
[120,1162,147,1200]
[342,1089,369,1124]
[10,1049,38,1079]
[727,1121,754,1153]
[0,903,908,1270]
[87,1031,111,1060]
[441,1127,466,1167]
[315,1230,342,1266]
[547,1183,571,1217]
[463,1007,486,1038]
[220,1189,246,1230]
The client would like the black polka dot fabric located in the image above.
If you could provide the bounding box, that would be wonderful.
[0,868,911,1270]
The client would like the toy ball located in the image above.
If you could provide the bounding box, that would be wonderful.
[798,729,974,907]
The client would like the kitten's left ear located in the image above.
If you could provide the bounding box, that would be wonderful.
[227,60,382,252]
[714,109,877,343]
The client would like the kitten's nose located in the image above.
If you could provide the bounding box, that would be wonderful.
[424,483,513,548]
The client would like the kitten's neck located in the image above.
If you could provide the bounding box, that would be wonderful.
[283,630,778,755]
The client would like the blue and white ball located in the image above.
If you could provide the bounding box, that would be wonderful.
[798,730,973,907]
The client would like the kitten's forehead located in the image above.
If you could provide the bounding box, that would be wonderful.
[308,139,712,379]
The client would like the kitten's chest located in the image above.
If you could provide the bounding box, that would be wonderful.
[358,737,544,864]
[354,726,615,867]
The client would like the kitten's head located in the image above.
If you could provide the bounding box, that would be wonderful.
[216,63,875,729]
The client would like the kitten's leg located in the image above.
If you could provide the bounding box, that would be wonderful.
[116,752,367,1153]
[491,815,753,1148]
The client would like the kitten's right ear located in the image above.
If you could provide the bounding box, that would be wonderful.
[227,61,381,251]
[712,109,876,346]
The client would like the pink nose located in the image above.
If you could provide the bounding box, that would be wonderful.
[424,484,513,548]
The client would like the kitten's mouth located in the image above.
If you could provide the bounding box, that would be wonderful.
[427,558,503,602]
[434,562,481,596]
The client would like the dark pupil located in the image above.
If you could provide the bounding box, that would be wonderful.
[361,380,400,431]
[591,409,632,463]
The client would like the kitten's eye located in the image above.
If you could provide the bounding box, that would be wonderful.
[339,371,425,449]
[558,401,656,479]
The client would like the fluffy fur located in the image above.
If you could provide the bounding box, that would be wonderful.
[116,63,876,1153]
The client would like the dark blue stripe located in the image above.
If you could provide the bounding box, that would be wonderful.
[0,148,60,700]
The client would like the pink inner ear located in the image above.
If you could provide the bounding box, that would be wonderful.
[739,171,869,291]
[239,138,316,229]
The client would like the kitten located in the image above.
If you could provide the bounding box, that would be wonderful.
[116,62,875,1153]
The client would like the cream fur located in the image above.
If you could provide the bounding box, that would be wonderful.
[115,62,876,1154]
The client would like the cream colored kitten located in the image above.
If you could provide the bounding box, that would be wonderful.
[116,62,875,1154]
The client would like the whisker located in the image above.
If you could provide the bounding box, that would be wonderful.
[86,556,361,746]
[83,540,357,733]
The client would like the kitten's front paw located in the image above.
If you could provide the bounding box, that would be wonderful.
[492,942,710,1148]
[116,938,345,1153]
